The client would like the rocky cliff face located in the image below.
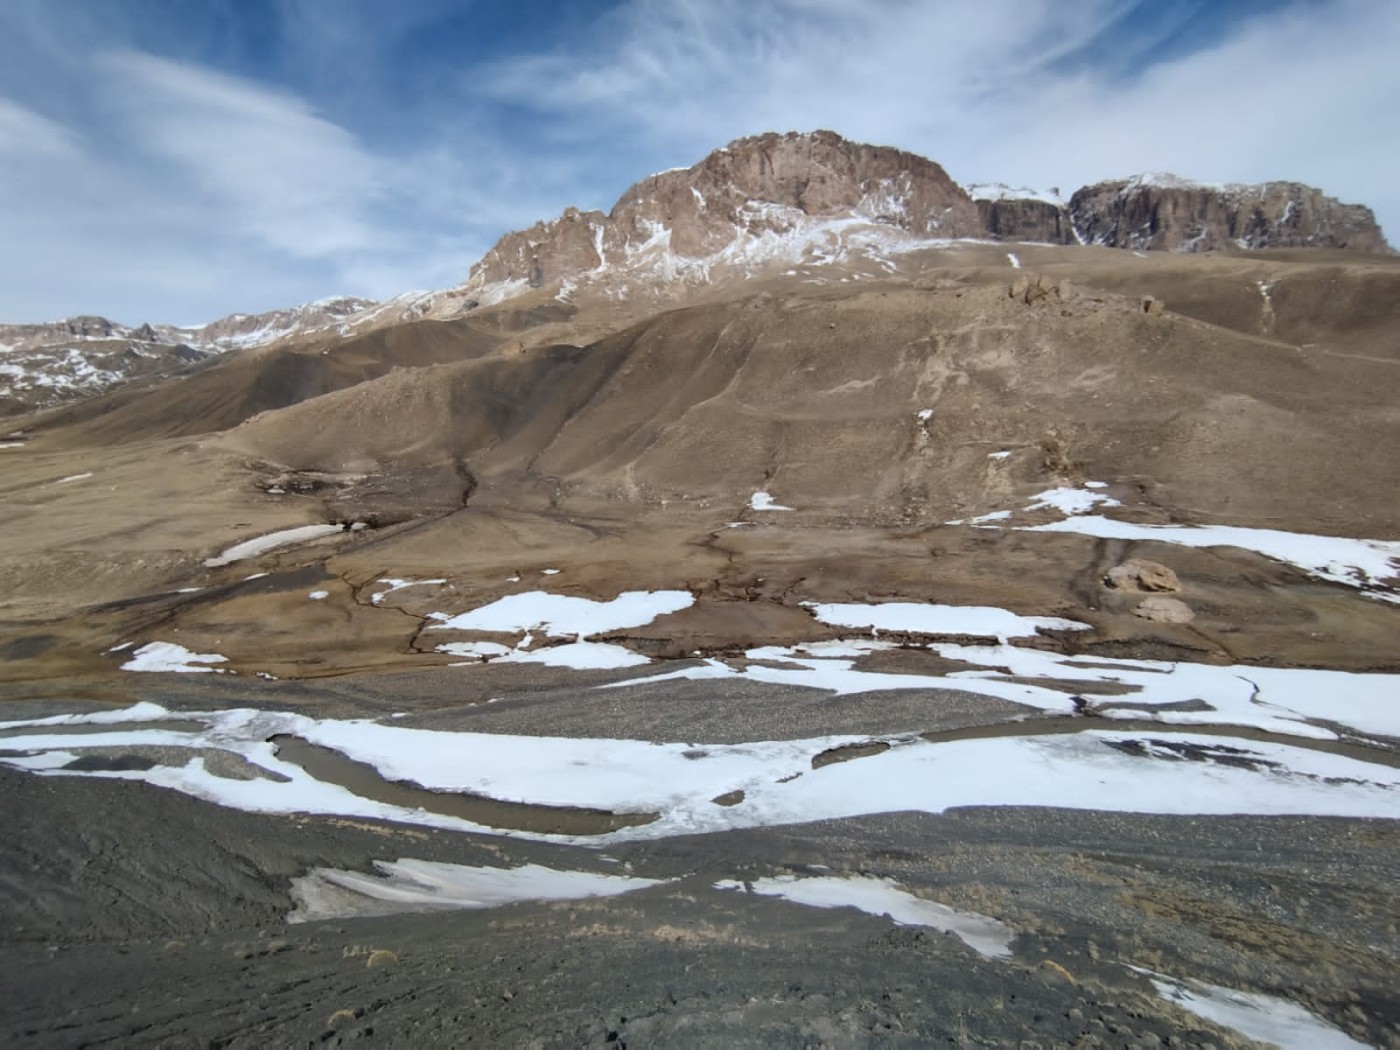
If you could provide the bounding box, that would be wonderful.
[466,130,983,292]
[964,184,1072,244]
[976,199,1073,243]
[1069,174,1389,253]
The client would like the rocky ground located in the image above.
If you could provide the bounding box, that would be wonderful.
[1,657,1397,1048]
[2,712,1396,1049]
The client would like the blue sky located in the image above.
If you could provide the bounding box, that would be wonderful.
[0,0,1395,324]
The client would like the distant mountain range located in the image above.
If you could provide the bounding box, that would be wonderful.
[3,130,1389,417]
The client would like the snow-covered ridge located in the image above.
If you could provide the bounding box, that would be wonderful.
[1118,172,1219,194]
[0,292,477,414]
[964,182,1064,205]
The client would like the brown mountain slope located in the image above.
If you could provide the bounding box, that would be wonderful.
[2,249,1397,685]
[25,316,524,448]
[219,261,1400,537]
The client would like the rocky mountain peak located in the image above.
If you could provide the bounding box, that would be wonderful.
[464,130,983,296]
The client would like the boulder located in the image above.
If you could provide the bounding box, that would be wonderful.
[1105,559,1180,592]
[1134,597,1195,624]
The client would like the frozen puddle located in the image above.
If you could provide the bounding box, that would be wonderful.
[204,523,347,568]
[1138,969,1366,1049]
[957,483,1400,602]
[716,875,1012,958]
[289,860,665,923]
[0,705,1394,844]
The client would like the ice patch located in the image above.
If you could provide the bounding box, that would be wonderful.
[0,705,1394,843]
[307,590,329,601]
[436,641,513,661]
[289,859,666,922]
[1006,252,1021,269]
[1023,485,1121,516]
[371,577,446,604]
[121,642,228,674]
[55,472,92,483]
[750,491,793,511]
[616,633,1400,740]
[204,524,344,567]
[496,641,652,670]
[988,451,1012,461]
[962,509,1012,524]
[1021,516,1400,602]
[806,601,1088,641]
[426,590,693,639]
[963,485,1400,602]
[717,875,1012,958]
[1139,969,1366,1049]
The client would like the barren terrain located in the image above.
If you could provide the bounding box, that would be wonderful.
[1,234,1397,1046]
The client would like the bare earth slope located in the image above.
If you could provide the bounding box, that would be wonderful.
[1,134,1397,1048]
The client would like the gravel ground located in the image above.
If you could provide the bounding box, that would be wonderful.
[1,732,1396,1047]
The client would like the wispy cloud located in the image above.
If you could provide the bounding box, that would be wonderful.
[476,0,1400,231]
[0,97,78,158]
[97,50,383,259]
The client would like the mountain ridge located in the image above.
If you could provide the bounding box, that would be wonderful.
[3,130,1391,417]
[452,130,1390,309]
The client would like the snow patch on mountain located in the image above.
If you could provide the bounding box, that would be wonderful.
[964,182,1065,205]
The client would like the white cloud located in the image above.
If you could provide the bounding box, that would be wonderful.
[968,2,1400,225]
[0,50,512,322]
[0,97,78,158]
[476,0,1400,239]
[97,50,383,259]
